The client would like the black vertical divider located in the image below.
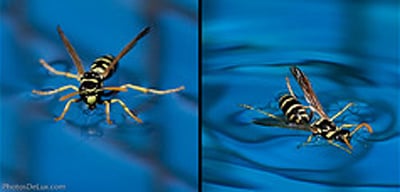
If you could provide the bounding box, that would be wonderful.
[198,0,203,191]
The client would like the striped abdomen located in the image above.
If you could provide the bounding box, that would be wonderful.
[278,94,310,124]
[90,54,118,80]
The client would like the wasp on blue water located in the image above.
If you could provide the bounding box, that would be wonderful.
[240,66,373,153]
[32,26,184,124]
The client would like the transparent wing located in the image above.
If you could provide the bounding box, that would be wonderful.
[252,118,315,132]
[102,26,151,78]
[57,26,85,75]
[290,66,328,118]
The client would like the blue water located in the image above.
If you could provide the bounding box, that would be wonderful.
[2,0,400,192]
[1,0,198,191]
[202,1,399,192]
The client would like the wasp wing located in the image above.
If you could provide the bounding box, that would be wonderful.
[102,26,151,78]
[252,118,315,132]
[290,66,328,118]
[57,26,85,75]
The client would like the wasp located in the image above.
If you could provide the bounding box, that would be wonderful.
[290,66,373,153]
[240,67,373,153]
[32,26,184,124]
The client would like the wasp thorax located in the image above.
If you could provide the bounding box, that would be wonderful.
[80,72,102,90]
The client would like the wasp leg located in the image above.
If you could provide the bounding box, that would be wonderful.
[54,98,80,121]
[297,134,314,149]
[103,100,112,124]
[39,59,79,79]
[285,76,296,99]
[327,140,352,154]
[330,102,354,121]
[59,91,79,101]
[239,104,286,122]
[100,87,128,98]
[119,84,185,95]
[350,122,373,136]
[32,85,79,95]
[110,99,143,123]
[339,124,357,129]
[102,87,128,92]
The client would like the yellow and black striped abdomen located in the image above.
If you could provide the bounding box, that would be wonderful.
[278,94,310,124]
[90,54,117,79]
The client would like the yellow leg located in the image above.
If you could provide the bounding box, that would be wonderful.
[120,84,184,95]
[328,140,352,154]
[297,134,314,149]
[298,136,352,154]
[54,98,80,121]
[32,85,79,95]
[104,100,112,124]
[39,59,79,79]
[339,124,357,129]
[110,99,143,123]
[102,87,128,92]
[59,91,79,101]
[285,76,296,98]
[330,102,354,121]
[239,104,286,122]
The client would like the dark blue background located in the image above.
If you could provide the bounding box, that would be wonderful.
[1,0,198,191]
[202,1,399,191]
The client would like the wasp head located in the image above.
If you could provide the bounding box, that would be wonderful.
[334,129,352,149]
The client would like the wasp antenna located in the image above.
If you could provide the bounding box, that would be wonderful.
[350,122,373,136]
[342,137,353,150]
